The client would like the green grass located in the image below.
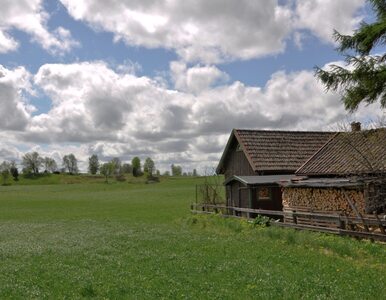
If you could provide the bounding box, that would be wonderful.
[0,177,385,299]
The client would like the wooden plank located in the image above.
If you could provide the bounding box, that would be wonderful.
[374,214,386,234]
[191,209,386,241]
[233,207,284,216]
[192,203,386,226]
[272,222,386,242]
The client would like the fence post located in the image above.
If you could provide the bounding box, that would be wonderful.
[338,215,345,229]
[195,184,198,206]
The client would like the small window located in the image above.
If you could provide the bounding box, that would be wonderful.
[236,143,242,151]
[257,187,271,201]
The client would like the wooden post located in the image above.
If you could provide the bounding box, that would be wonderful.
[195,184,198,208]
[338,215,345,229]
[248,187,252,219]
[238,185,241,217]
[374,212,386,234]
[343,190,369,232]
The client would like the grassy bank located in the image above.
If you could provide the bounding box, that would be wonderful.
[0,177,384,299]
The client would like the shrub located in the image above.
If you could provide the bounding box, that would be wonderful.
[252,215,271,227]
[115,174,126,182]
[146,174,160,184]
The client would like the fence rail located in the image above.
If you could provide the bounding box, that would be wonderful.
[191,203,386,242]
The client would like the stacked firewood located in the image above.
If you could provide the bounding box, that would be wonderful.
[282,187,365,215]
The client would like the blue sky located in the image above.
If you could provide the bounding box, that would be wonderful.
[0,0,384,172]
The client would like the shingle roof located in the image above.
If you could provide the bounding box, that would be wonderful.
[217,129,335,173]
[296,128,386,176]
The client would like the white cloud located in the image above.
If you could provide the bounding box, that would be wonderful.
[1,61,384,172]
[0,31,19,53]
[294,0,365,43]
[170,61,229,94]
[60,0,293,63]
[0,65,35,131]
[32,61,148,142]
[59,0,369,63]
[0,0,367,60]
[0,144,23,162]
[0,0,78,54]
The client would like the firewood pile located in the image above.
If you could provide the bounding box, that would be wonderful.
[282,187,365,215]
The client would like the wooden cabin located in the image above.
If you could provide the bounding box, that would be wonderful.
[282,127,386,216]
[216,129,334,215]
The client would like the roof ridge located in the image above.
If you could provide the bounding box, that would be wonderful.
[234,129,336,134]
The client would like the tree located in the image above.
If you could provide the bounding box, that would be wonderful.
[43,157,57,173]
[193,169,198,177]
[88,154,99,175]
[100,162,114,183]
[0,161,10,185]
[132,157,141,177]
[10,161,19,181]
[315,0,386,111]
[22,151,43,174]
[122,163,132,174]
[63,154,78,174]
[111,157,122,175]
[171,164,182,176]
[143,157,155,175]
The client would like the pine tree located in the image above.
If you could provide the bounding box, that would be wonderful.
[315,0,386,111]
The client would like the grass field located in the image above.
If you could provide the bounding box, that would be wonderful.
[0,175,385,299]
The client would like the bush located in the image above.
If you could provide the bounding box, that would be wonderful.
[10,167,19,181]
[146,175,160,184]
[115,174,126,182]
[252,215,271,227]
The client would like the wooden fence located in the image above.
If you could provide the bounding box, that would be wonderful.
[191,203,386,242]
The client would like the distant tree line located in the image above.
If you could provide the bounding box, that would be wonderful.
[0,151,79,185]
[0,151,200,185]
[89,155,159,183]
[87,155,198,179]
[17,151,79,175]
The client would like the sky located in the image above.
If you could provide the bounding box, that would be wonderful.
[0,0,385,173]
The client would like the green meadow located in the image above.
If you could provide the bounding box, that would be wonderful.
[0,175,385,299]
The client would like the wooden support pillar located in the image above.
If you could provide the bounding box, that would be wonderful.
[343,189,369,232]
[374,213,386,234]
[248,187,252,219]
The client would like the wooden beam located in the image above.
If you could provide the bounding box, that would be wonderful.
[343,189,369,232]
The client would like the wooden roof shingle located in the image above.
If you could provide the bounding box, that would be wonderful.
[216,129,335,173]
[296,128,386,176]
